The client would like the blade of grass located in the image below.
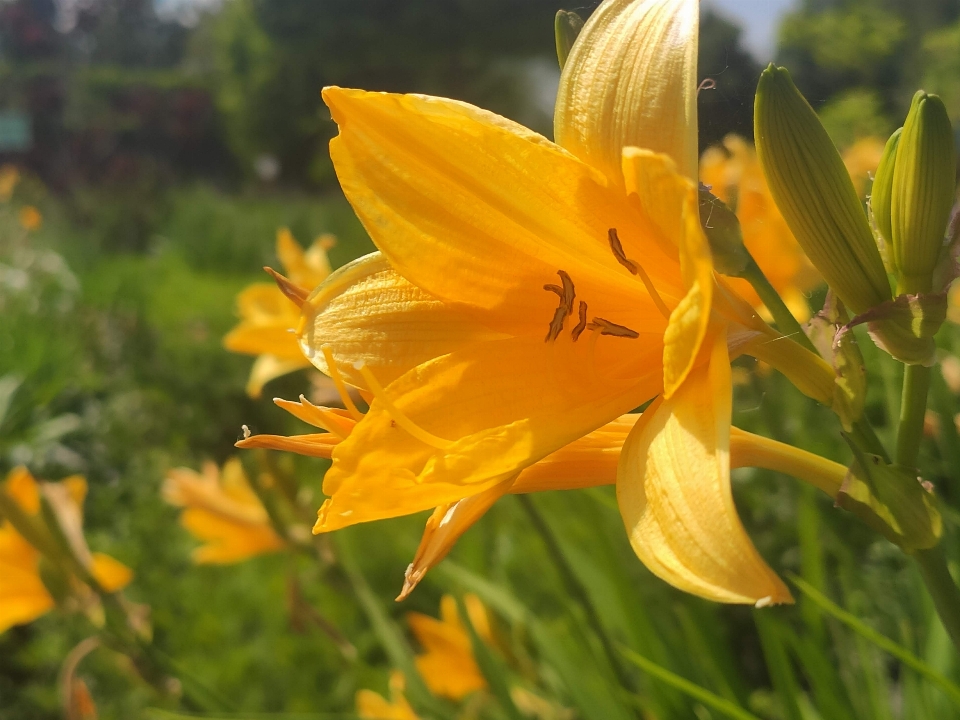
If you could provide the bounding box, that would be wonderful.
[789,573,960,708]
[753,610,804,720]
[619,647,762,720]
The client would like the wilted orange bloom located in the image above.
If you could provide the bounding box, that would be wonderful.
[700,135,822,321]
[18,205,42,231]
[163,459,285,564]
[356,670,420,720]
[409,594,490,700]
[224,228,335,397]
[841,136,886,198]
[0,467,133,634]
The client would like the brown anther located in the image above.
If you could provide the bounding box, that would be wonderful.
[571,301,588,341]
[264,267,309,308]
[587,317,640,339]
[543,269,577,341]
[608,229,640,275]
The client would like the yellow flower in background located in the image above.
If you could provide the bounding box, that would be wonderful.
[700,135,822,322]
[0,467,133,634]
[356,670,420,720]
[0,165,19,201]
[18,205,42,231]
[842,136,886,198]
[224,228,335,397]
[242,0,841,606]
[163,458,284,564]
[409,594,490,700]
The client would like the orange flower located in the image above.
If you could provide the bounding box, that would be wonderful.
[18,205,42,231]
[163,459,285,564]
[224,228,335,397]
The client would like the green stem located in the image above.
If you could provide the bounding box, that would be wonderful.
[915,546,960,652]
[896,364,931,469]
[740,258,818,355]
[517,495,641,704]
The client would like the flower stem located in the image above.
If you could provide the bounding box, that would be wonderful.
[896,364,931,469]
[740,257,818,355]
[914,545,960,651]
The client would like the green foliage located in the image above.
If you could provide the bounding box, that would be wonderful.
[819,89,895,148]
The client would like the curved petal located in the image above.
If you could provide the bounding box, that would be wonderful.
[245,355,311,398]
[623,148,714,397]
[555,0,699,183]
[0,525,53,632]
[298,252,506,389]
[181,508,284,564]
[90,553,133,593]
[323,88,686,329]
[616,329,793,605]
[316,335,662,533]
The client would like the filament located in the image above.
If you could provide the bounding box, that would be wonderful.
[634,263,672,320]
[355,363,454,451]
[320,345,364,421]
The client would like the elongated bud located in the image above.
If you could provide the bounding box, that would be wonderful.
[555,10,584,69]
[891,91,957,294]
[755,65,891,315]
[869,128,901,250]
[698,184,751,276]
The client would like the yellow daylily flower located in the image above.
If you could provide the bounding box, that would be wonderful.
[163,459,285,564]
[224,228,335,397]
[0,467,133,633]
[700,136,822,322]
[409,594,490,701]
[356,670,420,720]
[243,0,840,605]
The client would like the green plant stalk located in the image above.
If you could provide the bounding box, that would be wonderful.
[516,495,641,704]
[896,364,931,468]
[740,258,818,355]
[915,547,960,653]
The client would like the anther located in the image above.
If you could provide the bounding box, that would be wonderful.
[320,345,364,421]
[571,301,588,341]
[608,229,672,320]
[354,362,454,451]
[587,317,640,339]
[264,267,309,308]
[543,269,577,341]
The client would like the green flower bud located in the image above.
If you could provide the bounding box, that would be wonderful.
[891,91,957,294]
[755,65,891,315]
[869,127,901,250]
[555,10,584,70]
[697,184,751,277]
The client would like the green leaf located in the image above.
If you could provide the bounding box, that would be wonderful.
[754,611,804,720]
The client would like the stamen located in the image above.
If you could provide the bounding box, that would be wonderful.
[543,269,577,341]
[273,395,355,439]
[608,228,672,320]
[354,363,454,451]
[571,301,588,341]
[264,267,309,308]
[320,345,364,421]
[587,317,640,339]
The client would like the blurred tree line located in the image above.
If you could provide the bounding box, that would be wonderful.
[3,0,956,199]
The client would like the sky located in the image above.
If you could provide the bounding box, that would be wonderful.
[704,0,798,61]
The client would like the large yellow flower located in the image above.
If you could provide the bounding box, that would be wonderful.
[163,459,285,564]
[0,467,133,633]
[356,670,420,720]
[700,136,822,322]
[224,228,334,397]
[244,0,840,605]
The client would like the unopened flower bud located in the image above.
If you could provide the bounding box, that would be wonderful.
[869,127,901,250]
[555,10,584,70]
[891,91,957,294]
[755,65,891,315]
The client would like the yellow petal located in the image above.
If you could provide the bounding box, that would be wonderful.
[622,148,714,397]
[0,524,54,632]
[316,336,661,533]
[163,463,269,526]
[555,0,699,183]
[245,354,311,398]
[298,252,505,390]
[399,478,514,600]
[616,329,793,605]
[277,228,332,289]
[181,508,284,564]
[408,599,486,700]
[90,552,133,593]
[4,466,41,514]
[323,87,685,325]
